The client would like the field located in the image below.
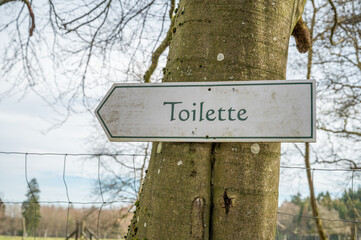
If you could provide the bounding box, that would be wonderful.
[0,237,64,240]
[0,236,123,240]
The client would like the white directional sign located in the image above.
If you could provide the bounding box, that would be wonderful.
[95,80,316,142]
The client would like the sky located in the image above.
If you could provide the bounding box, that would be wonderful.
[0,88,145,207]
[0,91,99,204]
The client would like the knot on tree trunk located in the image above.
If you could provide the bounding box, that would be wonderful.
[223,189,233,214]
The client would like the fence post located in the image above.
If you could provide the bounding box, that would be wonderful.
[354,222,357,240]
[75,221,79,240]
[22,217,26,240]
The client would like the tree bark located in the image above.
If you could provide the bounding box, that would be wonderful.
[127,0,306,239]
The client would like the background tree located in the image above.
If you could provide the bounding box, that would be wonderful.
[0,204,132,238]
[21,178,40,236]
[0,197,6,234]
[277,191,356,238]
[311,0,361,172]
[0,197,4,218]
[282,0,361,238]
[288,0,361,169]
[0,0,171,118]
[283,189,361,237]
[0,204,22,236]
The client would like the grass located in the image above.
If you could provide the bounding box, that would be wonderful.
[0,237,64,240]
[0,236,124,240]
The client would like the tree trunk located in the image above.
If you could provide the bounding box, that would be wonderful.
[305,143,328,240]
[304,3,328,239]
[127,0,306,239]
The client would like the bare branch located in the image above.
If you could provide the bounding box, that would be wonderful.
[22,0,34,36]
[319,126,361,138]
[293,143,305,157]
[0,0,16,6]
[327,0,339,45]
[0,0,35,37]
[63,0,108,29]
[143,0,175,83]
[64,0,110,33]
[315,158,359,169]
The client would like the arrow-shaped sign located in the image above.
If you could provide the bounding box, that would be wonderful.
[95,80,316,142]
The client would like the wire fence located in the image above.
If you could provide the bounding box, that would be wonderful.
[1,151,148,204]
[0,151,360,239]
[0,150,149,239]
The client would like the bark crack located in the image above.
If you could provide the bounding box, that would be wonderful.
[209,143,218,239]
